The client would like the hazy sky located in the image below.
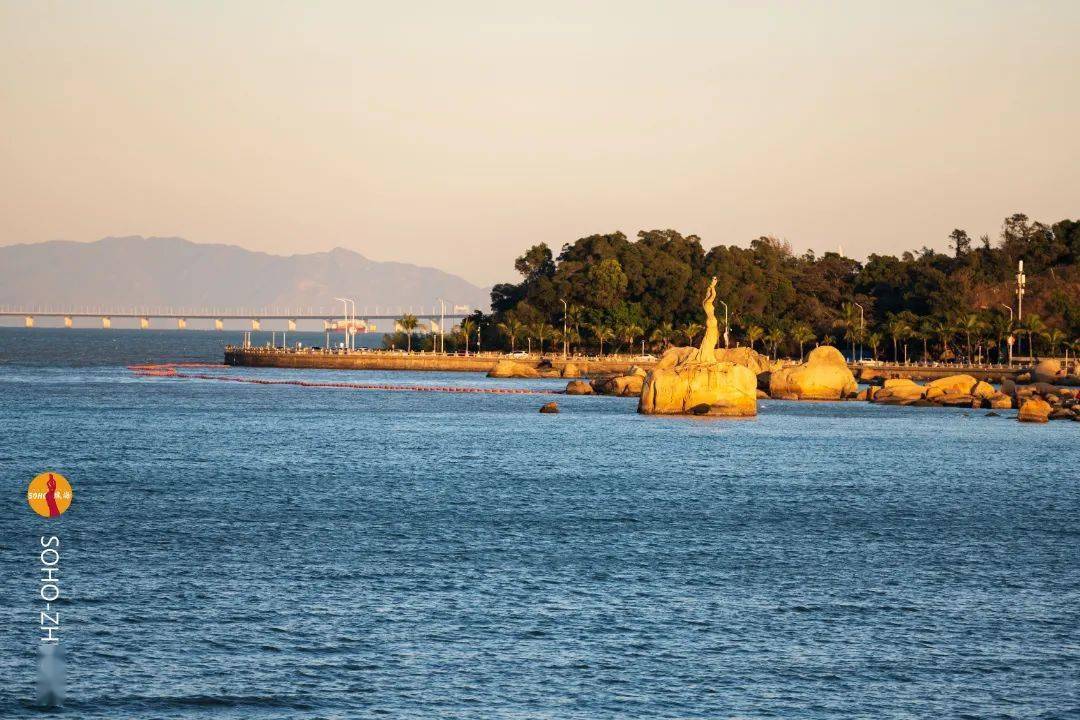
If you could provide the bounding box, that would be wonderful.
[2,1,1078,285]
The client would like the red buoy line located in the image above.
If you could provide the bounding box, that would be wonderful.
[126,363,560,396]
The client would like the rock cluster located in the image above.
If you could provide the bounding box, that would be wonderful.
[487,360,539,378]
[870,374,1009,409]
[768,346,858,400]
[590,365,648,397]
[638,277,758,416]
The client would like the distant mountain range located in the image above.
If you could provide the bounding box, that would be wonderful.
[0,236,490,313]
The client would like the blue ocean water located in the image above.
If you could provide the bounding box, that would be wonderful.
[1,328,1077,719]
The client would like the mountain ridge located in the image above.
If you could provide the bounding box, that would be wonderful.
[0,236,490,312]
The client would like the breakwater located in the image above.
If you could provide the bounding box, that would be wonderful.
[224,347,655,375]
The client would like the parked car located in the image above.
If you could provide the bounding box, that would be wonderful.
[506,351,529,358]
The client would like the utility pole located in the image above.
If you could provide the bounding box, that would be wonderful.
[1016,260,1026,322]
[1001,304,1014,365]
[561,298,568,358]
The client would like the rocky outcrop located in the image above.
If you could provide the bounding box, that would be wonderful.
[561,362,583,378]
[1018,397,1052,423]
[1032,359,1063,384]
[768,346,858,400]
[871,378,925,404]
[591,374,644,396]
[986,393,1013,410]
[539,401,559,414]
[487,360,539,378]
[564,380,593,395]
[639,357,758,416]
[638,277,758,416]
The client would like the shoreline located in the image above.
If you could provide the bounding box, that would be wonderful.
[224,346,1024,382]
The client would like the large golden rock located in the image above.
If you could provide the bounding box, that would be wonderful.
[561,362,583,378]
[487,360,539,378]
[1032,359,1063,384]
[564,380,593,395]
[638,276,758,416]
[768,345,857,400]
[639,360,758,416]
[871,378,925,404]
[923,374,995,401]
[1018,397,1052,423]
[591,374,644,396]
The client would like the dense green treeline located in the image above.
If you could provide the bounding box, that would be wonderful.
[449,213,1080,361]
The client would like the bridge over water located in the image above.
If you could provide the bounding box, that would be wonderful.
[0,306,471,332]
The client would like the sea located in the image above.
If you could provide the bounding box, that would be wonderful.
[1,328,1077,719]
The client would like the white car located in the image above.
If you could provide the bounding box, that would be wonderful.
[506,351,529,358]
[632,354,658,362]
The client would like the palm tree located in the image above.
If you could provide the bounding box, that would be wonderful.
[649,322,675,351]
[834,302,862,361]
[927,318,953,360]
[765,327,785,359]
[745,324,764,352]
[789,323,815,361]
[867,331,883,360]
[680,323,704,346]
[590,323,614,355]
[918,318,935,361]
[987,312,1013,363]
[1019,315,1046,358]
[399,314,419,352]
[617,323,643,354]
[458,319,476,355]
[497,316,525,352]
[885,315,911,363]
[1041,327,1066,356]
[955,313,985,362]
[530,322,554,355]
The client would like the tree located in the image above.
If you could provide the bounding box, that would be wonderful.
[1019,315,1046,357]
[765,327,785,359]
[948,228,971,258]
[987,312,1013,363]
[1041,327,1066,356]
[459,319,476,355]
[884,315,912,363]
[680,323,704,346]
[617,323,643,354]
[497,316,525,352]
[834,302,863,361]
[956,313,984,361]
[590,323,614,355]
[399,314,419,352]
[745,324,764,352]
[529,322,553,355]
[649,322,675,350]
[867,331,883,360]
[790,323,815,361]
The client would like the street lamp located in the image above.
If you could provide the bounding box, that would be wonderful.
[437,298,446,353]
[1001,304,1014,365]
[853,302,865,362]
[334,297,355,351]
[718,300,730,348]
[1016,260,1026,322]
[561,298,568,358]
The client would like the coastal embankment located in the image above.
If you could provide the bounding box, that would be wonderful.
[224,347,654,375]
[224,346,1024,382]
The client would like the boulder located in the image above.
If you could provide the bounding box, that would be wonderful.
[712,346,781,375]
[488,360,539,378]
[539,369,562,378]
[639,277,758,417]
[986,411,1001,417]
[756,389,769,399]
[1015,372,1032,384]
[1000,378,1017,397]
[539,401,559,414]
[925,374,980,395]
[564,380,593,395]
[640,361,758,416]
[1049,408,1075,420]
[627,365,649,378]
[560,362,583,378]
[1017,398,1052,423]
[767,346,858,400]
[592,374,644,397]
[1033,359,1063,384]
[986,393,1013,410]
[936,394,976,407]
[871,378,924,404]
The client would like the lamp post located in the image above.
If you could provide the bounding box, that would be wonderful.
[561,298,568,358]
[853,302,865,362]
[334,297,355,351]
[718,300,730,348]
[437,298,446,354]
[1000,304,1014,365]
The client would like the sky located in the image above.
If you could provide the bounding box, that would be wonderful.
[1,1,1078,286]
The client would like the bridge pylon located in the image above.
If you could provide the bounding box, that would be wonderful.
[214,319,224,331]
[64,316,73,328]
[177,318,187,330]
[140,317,150,329]
[24,316,33,328]
[101,317,111,329]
